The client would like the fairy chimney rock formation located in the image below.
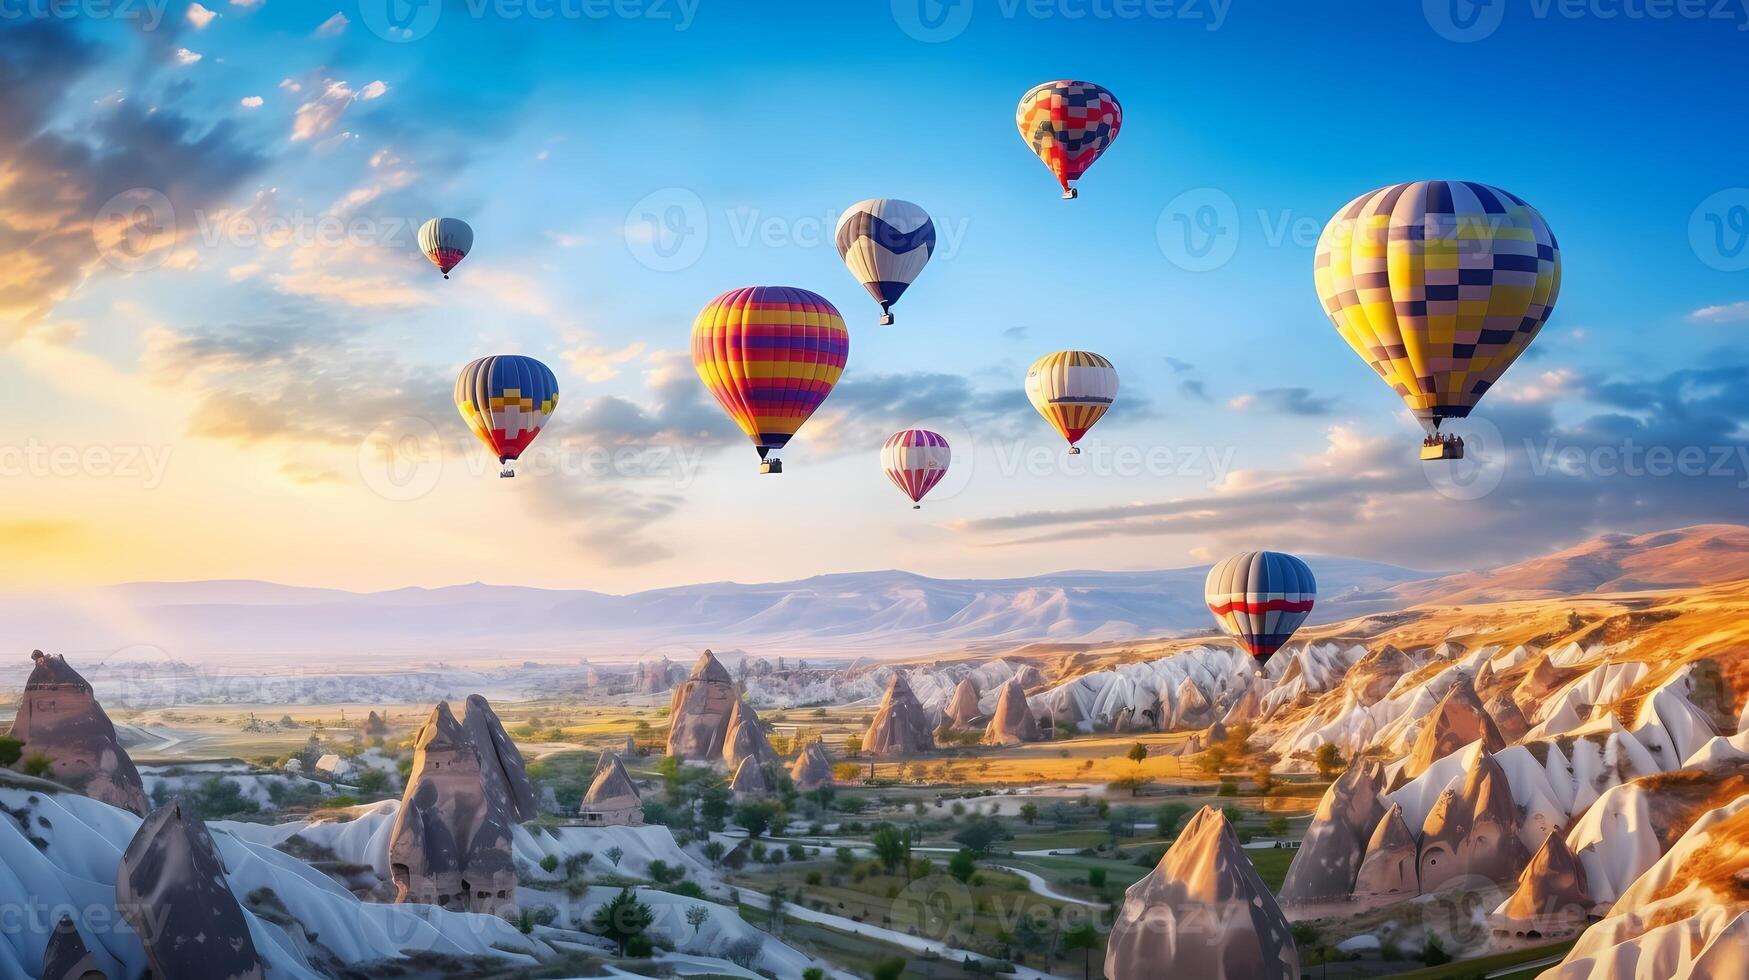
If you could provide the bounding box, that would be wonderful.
[1172,677,1216,730]
[1220,685,1263,727]
[1418,751,1530,893]
[462,694,539,823]
[388,701,517,915]
[865,672,934,756]
[8,651,147,815]
[117,800,265,980]
[789,740,834,792]
[1347,645,1414,705]
[636,656,679,694]
[665,650,739,761]
[1491,830,1594,938]
[1280,761,1387,904]
[1486,692,1532,743]
[945,677,982,728]
[1106,806,1299,980]
[42,915,106,980]
[578,752,643,826]
[1403,675,1507,779]
[1353,802,1420,897]
[722,697,778,771]
[1513,652,1566,706]
[730,756,773,798]
[983,680,1041,746]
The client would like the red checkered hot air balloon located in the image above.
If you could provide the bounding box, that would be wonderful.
[1016,80,1123,199]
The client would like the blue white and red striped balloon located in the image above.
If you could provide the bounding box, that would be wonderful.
[1204,551,1316,664]
[881,429,951,508]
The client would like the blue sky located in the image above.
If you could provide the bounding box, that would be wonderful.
[2,1,1747,590]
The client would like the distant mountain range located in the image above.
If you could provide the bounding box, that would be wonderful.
[7,524,1744,666]
[4,560,1422,665]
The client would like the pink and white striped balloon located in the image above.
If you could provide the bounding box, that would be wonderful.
[880,429,951,508]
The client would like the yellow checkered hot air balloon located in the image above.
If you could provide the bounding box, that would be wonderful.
[1314,181,1560,461]
[1025,350,1117,454]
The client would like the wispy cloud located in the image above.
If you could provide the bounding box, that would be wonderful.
[1691,301,1749,324]
[1228,386,1337,416]
[314,12,349,37]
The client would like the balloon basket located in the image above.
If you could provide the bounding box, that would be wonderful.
[1420,441,1464,461]
[912,504,921,510]
[1067,446,1081,455]
[760,459,784,475]
[1063,187,1078,200]
[499,464,515,478]
[880,313,895,326]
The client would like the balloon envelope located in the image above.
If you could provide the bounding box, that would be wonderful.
[1015,80,1122,197]
[1025,350,1117,449]
[1314,181,1560,434]
[881,429,950,506]
[455,355,558,473]
[691,286,849,464]
[419,217,473,277]
[835,198,935,324]
[1204,551,1316,663]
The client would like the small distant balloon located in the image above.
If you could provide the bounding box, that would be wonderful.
[419,217,473,279]
[835,198,935,325]
[1015,80,1122,199]
[1025,350,1117,454]
[455,354,558,478]
[881,429,951,508]
[1204,551,1316,665]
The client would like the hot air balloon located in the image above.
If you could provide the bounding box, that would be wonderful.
[691,286,849,474]
[455,354,558,478]
[1314,181,1561,461]
[1025,350,1117,454]
[1015,80,1122,199]
[1204,551,1316,665]
[881,429,950,509]
[835,198,935,325]
[418,217,473,279]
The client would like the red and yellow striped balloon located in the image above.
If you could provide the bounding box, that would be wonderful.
[691,286,849,469]
[1025,350,1118,453]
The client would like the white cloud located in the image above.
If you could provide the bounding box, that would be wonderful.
[187,3,219,28]
[174,47,203,65]
[239,95,264,108]
[290,79,385,141]
[545,229,588,248]
[564,341,648,382]
[278,77,301,93]
[314,11,349,36]
[1690,301,1749,324]
[230,0,263,7]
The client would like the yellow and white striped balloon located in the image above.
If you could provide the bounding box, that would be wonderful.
[1024,350,1117,453]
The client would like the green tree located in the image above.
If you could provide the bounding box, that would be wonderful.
[843,734,862,759]
[0,736,23,768]
[22,753,53,778]
[605,846,625,867]
[948,848,977,883]
[590,887,654,955]
[1019,802,1039,825]
[1126,742,1149,766]
[1267,815,1289,838]
[1155,802,1190,836]
[951,816,1009,857]
[735,800,783,838]
[871,824,908,874]
[1088,867,1107,889]
[1314,742,1345,779]
[802,970,825,980]
[870,958,906,980]
[702,840,726,867]
[1062,922,1099,980]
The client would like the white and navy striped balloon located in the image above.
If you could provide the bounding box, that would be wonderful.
[835,198,935,324]
[1204,551,1316,664]
[881,428,951,508]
